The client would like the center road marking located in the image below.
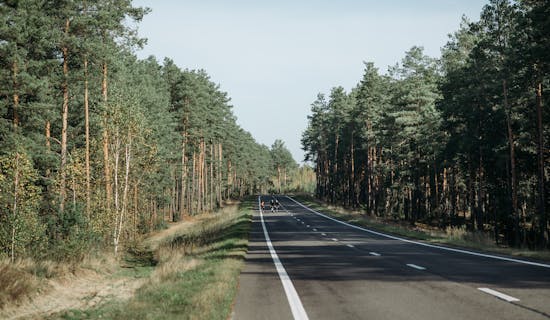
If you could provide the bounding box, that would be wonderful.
[478,288,520,302]
[321,233,327,236]
[331,238,338,242]
[406,264,427,270]
[369,252,381,256]
[258,197,309,320]
[346,244,355,248]
[312,228,317,232]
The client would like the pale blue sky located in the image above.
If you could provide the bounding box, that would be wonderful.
[133,0,487,163]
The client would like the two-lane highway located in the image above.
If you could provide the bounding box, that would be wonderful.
[232,195,550,320]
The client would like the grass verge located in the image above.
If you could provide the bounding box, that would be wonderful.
[54,198,253,320]
[291,194,550,262]
[0,254,118,312]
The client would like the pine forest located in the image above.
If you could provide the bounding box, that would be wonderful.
[302,0,549,249]
[0,0,305,262]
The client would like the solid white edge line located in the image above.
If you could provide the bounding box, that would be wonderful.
[258,197,309,320]
[406,263,427,270]
[478,288,520,302]
[286,196,550,269]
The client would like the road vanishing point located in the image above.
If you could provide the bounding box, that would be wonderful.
[232,195,550,320]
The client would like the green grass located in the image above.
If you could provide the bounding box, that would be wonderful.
[53,198,254,320]
[292,194,550,262]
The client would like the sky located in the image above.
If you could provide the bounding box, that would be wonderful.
[132,0,488,163]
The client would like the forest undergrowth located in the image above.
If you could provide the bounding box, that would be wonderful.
[0,199,252,320]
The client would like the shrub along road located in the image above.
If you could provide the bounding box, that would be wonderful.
[232,196,550,320]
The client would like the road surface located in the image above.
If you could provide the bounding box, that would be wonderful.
[232,195,550,320]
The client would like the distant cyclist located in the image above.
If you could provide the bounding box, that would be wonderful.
[270,199,275,212]
[274,199,280,212]
[260,200,265,211]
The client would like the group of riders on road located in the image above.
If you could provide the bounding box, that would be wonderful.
[260,198,280,212]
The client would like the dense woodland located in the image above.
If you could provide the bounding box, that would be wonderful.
[303,0,549,248]
[0,0,307,261]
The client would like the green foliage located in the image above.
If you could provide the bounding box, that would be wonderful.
[0,152,46,260]
[303,0,550,248]
[270,139,298,193]
[55,200,253,320]
[0,0,284,260]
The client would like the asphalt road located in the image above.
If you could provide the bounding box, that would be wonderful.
[232,195,550,320]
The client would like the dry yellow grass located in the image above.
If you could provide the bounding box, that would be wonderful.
[149,244,203,284]
[0,251,138,319]
[2,200,250,319]
[0,259,39,308]
[190,260,239,320]
[64,200,252,320]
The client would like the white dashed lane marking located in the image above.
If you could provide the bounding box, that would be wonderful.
[478,288,520,302]
[406,264,426,270]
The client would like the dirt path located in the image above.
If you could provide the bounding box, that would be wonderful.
[0,267,144,320]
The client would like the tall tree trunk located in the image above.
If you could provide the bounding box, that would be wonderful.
[60,18,70,213]
[277,166,281,193]
[180,133,187,218]
[45,120,51,150]
[11,153,20,263]
[113,132,120,224]
[45,120,51,183]
[284,169,287,193]
[198,145,202,212]
[217,143,223,206]
[172,168,176,221]
[227,160,232,199]
[333,133,339,203]
[350,131,355,208]
[210,143,214,210]
[114,136,131,255]
[468,158,475,230]
[443,166,448,215]
[102,61,112,211]
[450,167,457,220]
[432,159,439,221]
[199,143,202,211]
[84,56,91,217]
[191,151,196,213]
[535,82,547,246]
[12,60,19,129]
[203,141,207,210]
[134,183,138,240]
[503,79,519,245]
[477,147,485,231]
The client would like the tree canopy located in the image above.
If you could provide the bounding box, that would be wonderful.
[0,0,278,260]
[302,0,549,249]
